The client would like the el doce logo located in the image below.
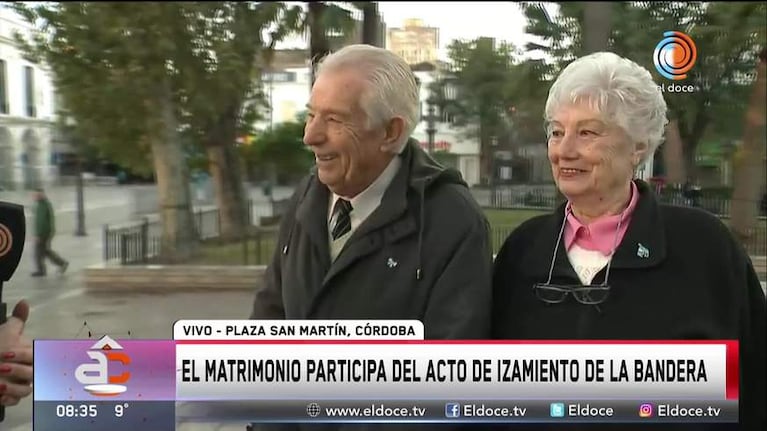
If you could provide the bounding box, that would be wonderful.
[75,335,131,396]
[654,31,697,80]
[0,222,13,258]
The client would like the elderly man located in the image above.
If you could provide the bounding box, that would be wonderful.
[247,45,490,431]
[250,44,491,338]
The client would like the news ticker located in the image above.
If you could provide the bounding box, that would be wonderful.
[31,320,740,430]
[32,399,738,430]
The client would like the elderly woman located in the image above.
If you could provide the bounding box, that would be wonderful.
[0,300,33,407]
[492,52,765,430]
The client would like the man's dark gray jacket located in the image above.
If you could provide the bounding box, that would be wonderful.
[250,138,492,342]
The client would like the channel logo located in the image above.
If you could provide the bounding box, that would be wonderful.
[653,31,697,80]
[0,223,12,258]
[74,335,131,396]
[639,403,654,418]
[550,402,565,418]
[445,403,461,418]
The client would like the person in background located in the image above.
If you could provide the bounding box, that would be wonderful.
[248,44,492,431]
[31,188,68,277]
[492,52,765,430]
[0,300,33,406]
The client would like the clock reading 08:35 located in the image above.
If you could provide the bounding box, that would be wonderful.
[56,404,98,418]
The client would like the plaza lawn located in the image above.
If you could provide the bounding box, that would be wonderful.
[191,209,765,265]
[191,209,548,265]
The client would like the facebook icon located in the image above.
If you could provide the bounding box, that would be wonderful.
[445,403,461,418]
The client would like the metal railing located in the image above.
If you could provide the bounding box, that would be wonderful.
[489,186,766,218]
[105,219,766,266]
[103,199,289,264]
[196,226,280,266]
[745,227,767,256]
[105,193,765,266]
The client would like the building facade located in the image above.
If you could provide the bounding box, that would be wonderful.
[259,66,312,128]
[0,9,59,190]
[387,19,439,65]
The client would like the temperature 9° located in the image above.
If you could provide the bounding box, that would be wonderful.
[115,403,130,417]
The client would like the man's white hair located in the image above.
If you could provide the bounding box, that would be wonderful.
[316,44,419,152]
[545,52,668,164]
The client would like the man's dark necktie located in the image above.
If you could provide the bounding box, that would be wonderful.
[330,198,353,240]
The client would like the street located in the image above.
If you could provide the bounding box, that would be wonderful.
[0,185,270,431]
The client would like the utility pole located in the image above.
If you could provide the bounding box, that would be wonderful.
[426,101,436,154]
[66,116,86,236]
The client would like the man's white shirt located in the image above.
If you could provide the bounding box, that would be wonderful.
[328,156,402,261]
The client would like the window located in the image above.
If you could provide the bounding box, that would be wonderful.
[0,60,7,114]
[264,71,296,83]
[441,110,455,124]
[280,101,297,122]
[24,65,36,117]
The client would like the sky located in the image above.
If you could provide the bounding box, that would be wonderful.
[274,2,556,61]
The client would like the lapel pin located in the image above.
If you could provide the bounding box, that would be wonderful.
[387,257,398,268]
[637,243,649,258]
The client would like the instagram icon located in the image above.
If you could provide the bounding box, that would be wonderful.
[639,403,654,418]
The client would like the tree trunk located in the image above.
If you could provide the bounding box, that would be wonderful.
[582,2,613,54]
[730,49,767,241]
[663,118,687,185]
[361,2,379,46]
[478,120,492,186]
[480,143,492,186]
[207,140,248,241]
[683,145,698,183]
[150,78,197,262]
[205,105,248,241]
[308,2,330,88]
[678,104,711,183]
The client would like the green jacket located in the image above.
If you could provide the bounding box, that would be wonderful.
[35,198,56,238]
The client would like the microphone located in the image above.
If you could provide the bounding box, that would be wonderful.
[0,201,26,422]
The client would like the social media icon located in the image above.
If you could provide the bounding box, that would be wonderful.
[639,403,654,418]
[445,403,461,418]
[550,403,565,418]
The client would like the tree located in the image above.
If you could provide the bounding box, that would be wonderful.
[521,2,766,182]
[582,2,612,54]
[501,60,550,145]
[270,2,371,88]
[13,3,199,261]
[358,2,380,46]
[175,2,299,240]
[12,3,295,255]
[444,38,520,184]
[730,48,767,242]
[300,2,357,86]
[243,121,314,184]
